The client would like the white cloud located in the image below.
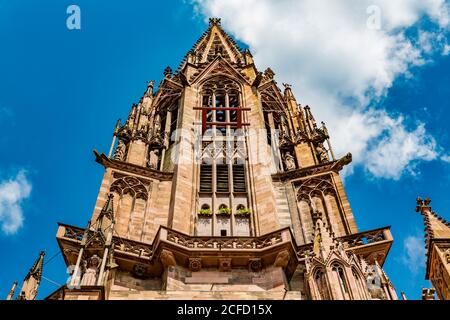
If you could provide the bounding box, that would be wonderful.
[401,235,426,274]
[0,170,32,234]
[444,44,450,55]
[441,154,450,163]
[193,0,449,179]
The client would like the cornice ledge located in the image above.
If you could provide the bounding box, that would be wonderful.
[93,150,174,181]
[272,153,352,182]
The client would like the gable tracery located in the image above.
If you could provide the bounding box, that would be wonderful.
[110,175,151,201]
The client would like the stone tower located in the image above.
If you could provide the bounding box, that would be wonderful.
[46,18,397,300]
[416,198,450,300]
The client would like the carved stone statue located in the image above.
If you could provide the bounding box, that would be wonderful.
[283,152,296,171]
[366,267,385,300]
[145,80,155,96]
[148,149,160,169]
[153,114,161,136]
[80,255,101,286]
[114,139,127,161]
[315,144,329,163]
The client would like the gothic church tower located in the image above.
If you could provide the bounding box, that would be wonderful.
[45,18,397,300]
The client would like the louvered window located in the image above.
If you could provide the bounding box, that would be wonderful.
[233,165,246,193]
[216,165,229,192]
[200,165,213,192]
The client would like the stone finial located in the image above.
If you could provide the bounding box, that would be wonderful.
[282,83,292,90]
[422,287,436,300]
[264,68,275,79]
[145,80,155,96]
[416,197,432,213]
[163,66,173,78]
[209,18,221,26]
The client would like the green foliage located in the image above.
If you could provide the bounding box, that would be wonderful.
[218,207,231,215]
[235,207,251,216]
[198,208,212,216]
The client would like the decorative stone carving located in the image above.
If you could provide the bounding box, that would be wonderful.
[147,149,160,169]
[249,258,262,272]
[110,175,150,201]
[80,254,101,286]
[132,264,148,279]
[219,258,232,272]
[163,66,173,78]
[283,152,296,171]
[315,143,329,163]
[114,139,127,161]
[366,266,385,300]
[274,250,290,268]
[263,68,275,80]
[160,249,177,267]
[145,80,155,97]
[189,258,202,272]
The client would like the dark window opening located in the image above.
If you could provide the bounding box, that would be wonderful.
[221,230,227,236]
[216,165,229,192]
[263,112,272,146]
[200,165,213,192]
[233,165,246,193]
[215,95,225,108]
[169,105,179,146]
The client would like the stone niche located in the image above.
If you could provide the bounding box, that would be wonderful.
[165,265,287,292]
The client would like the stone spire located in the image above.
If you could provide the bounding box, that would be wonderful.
[95,193,115,239]
[416,197,450,249]
[311,209,334,259]
[416,197,450,300]
[178,17,244,69]
[6,281,17,300]
[18,251,45,300]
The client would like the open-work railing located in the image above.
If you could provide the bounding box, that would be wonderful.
[57,223,391,261]
[164,227,291,250]
[338,226,392,250]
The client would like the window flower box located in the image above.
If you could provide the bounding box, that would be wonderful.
[217,207,232,216]
[198,208,212,217]
[235,207,251,217]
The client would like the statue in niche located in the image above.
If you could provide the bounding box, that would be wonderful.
[283,152,296,171]
[366,266,385,300]
[315,143,329,163]
[114,139,127,161]
[153,115,161,137]
[148,149,160,169]
[80,254,101,286]
[137,123,148,140]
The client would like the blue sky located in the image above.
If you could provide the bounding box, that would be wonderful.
[0,0,449,300]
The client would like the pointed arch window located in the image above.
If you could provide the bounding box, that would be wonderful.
[352,268,367,300]
[200,76,242,134]
[332,263,350,300]
[314,269,330,300]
